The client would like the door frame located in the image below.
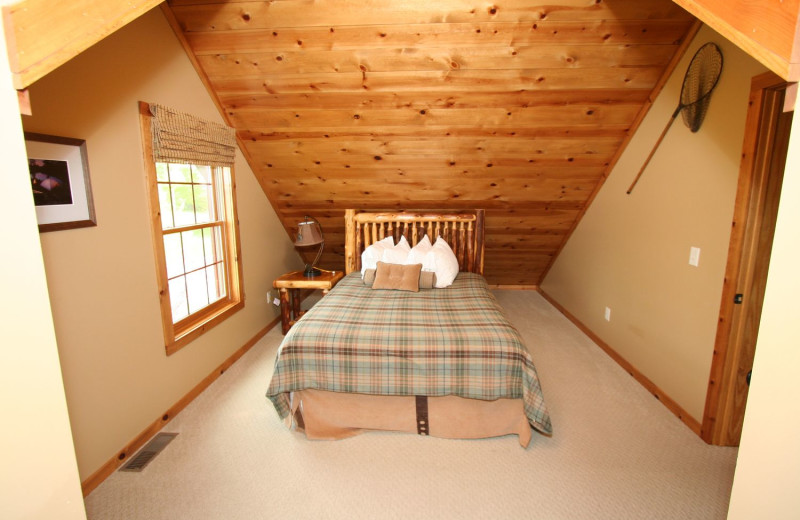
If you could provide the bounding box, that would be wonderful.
[701,71,789,445]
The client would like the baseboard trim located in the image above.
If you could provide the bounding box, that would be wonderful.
[81,316,280,497]
[538,289,702,436]
[488,284,539,290]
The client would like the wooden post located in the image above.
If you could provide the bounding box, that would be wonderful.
[344,209,356,274]
[279,288,290,334]
[475,209,485,275]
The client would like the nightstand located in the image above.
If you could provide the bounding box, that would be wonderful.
[273,269,344,334]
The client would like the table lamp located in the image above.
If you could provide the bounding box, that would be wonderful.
[295,216,324,277]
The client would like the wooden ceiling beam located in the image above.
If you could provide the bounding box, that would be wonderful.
[2,0,162,89]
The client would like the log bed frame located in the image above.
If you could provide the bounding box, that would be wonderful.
[344,209,485,275]
[292,209,536,447]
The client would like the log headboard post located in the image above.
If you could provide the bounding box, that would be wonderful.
[344,209,357,274]
[344,209,486,276]
[475,209,485,275]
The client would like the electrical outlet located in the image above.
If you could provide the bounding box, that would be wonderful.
[272,298,280,307]
[604,307,611,322]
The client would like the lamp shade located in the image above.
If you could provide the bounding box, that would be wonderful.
[295,219,323,246]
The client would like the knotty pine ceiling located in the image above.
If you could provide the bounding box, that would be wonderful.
[165,0,697,285]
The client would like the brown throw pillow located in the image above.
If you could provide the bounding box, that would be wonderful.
[364,267,437,289]
[372,262,423,292]
[418,270,437,289]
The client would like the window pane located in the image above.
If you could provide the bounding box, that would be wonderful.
[192,164,212,183]
[169,276,189,322]
[171,184,195,227]
[186,269,209,314]
[182,229,205,273]
[158,184,174,229]
[156,163,169,182]
[163,233,184,278]
[193,183,213,223]
[206,264,226,303]
[168,163,192,183]
[203,227,222,265]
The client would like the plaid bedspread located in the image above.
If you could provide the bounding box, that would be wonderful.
[266,272,552,435]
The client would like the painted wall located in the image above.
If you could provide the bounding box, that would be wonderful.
[726,86,800,518]
[540,26,766,422]
[22,8,301,481]
[0,8,86,519]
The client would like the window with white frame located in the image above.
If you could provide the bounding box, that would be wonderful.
[140,102,244,354]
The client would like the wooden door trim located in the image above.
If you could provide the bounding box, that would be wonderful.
[701,71,788,445]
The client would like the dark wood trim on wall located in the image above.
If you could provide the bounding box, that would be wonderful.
[701,71,789,446]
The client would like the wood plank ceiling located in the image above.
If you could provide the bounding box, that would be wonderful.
[165,0,697,285]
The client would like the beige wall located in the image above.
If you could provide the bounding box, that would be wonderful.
[726,92,800,518]
[541,26,766,422]
[0,8,86,519]
[22,8,300,481]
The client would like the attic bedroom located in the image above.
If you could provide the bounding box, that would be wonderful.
[2,1,800,519]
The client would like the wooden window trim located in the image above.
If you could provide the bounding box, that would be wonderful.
[139,101,245,355]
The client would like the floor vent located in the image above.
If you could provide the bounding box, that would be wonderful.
[119,433,178,472]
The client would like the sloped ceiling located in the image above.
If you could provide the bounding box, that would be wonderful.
[164,0,698,285]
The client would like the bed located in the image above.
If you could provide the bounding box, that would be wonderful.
[266,209,552,447]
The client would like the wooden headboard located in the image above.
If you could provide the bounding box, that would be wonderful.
[344,209,485,275]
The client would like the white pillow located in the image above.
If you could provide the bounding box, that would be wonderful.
[381,235,411,264]
[425,237,460,288]
[407,234,435,270]
[361,236,394,276]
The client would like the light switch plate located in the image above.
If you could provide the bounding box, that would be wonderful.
[689,246,701,267]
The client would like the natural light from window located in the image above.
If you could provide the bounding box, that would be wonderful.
[156,162,229,323]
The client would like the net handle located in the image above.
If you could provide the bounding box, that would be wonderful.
[626,111,680,194]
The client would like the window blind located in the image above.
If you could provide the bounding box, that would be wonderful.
[149,103,236,167]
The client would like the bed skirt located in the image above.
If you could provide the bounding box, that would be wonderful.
[287,389,533,448]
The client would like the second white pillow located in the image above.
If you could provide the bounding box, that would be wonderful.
[381,235,412,264]
[426,237,460,288]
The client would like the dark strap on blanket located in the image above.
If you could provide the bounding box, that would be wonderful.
[415,396,429,436]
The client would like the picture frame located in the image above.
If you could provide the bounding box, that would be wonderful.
[25,132,97,232]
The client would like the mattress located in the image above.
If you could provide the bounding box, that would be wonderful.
[266,271,552,439]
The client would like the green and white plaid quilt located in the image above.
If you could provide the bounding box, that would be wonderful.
[266,272,552,435]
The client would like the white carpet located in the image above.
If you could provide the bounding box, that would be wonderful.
[85,290,737,519]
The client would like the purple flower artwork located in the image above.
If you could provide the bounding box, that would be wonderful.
[29,158,73,206]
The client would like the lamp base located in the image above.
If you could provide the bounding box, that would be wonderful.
[303,265,322,277]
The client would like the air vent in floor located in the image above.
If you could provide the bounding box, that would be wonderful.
[119,432,178,472]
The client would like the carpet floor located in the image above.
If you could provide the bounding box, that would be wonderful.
[84,290,738,519]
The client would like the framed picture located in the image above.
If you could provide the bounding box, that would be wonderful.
[25,132,96,232]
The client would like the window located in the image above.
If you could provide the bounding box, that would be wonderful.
[140,102,244,354]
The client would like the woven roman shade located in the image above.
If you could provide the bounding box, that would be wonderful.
[149,104,236,167]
